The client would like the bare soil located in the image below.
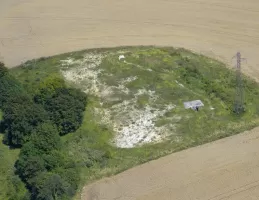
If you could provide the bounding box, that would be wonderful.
[1,0,259,199]
[1,0,259,80]
[83,127,259,200]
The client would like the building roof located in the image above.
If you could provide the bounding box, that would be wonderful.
[184,100,204,109]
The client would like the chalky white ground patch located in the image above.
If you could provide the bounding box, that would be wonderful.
[61,53,176,148]
[113,104,175,148]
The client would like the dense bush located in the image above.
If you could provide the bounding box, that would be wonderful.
[6,175,30,200]
[2,96,49,147]
[0,62,26,107]
[31,172,74,200]
[16,154,46,184]
[35,80,87,135]
[45,88,87,135]
[0,64,86,200]
[30,123,62,154]
[0,65,87,145]
[15,121,80,199]
[34,75,66,104]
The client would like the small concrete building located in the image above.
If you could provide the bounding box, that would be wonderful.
[184,100,204,111]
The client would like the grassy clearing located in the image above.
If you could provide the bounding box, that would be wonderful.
[9,46,259,199]
[0,110,26,199]
[0,134,27,199]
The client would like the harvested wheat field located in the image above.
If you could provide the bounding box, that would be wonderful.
[1,0,259,200]
[1,0,259,79]
[83,127,259,200]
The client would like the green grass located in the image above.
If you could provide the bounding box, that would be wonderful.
[0,110,27,199]
[8,46,259,199]
[0,134,27,199]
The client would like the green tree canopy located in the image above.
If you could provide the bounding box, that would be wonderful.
[0,63,25,107]
[2,99,49,146]
[30,123,62,154]
[15,155,46,183]
[34,75,66,104]
[32,172,74,200]
[0,62,8,77]
[39,87,87,135]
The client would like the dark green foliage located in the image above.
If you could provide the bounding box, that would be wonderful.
[32,172,74,200]
[16,155,46,183]
[0,63,25,107]
[19,142,42,157]
[54,168,80,193]
[0,64,84,199]
[36,87,87,136]
[0,64,50,146]
[34,75,66,104]
[0,62,8,77]
[6,175,31,200]
[30,123,62,154]
[16,123,80,199]
[16,149,80,199]
[42,150,76,172]
[42,151,64,171]
[2,97,49,146]
[33,75,87,136]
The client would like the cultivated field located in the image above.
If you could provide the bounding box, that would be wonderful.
[1,0,259,80]
[83,127,259,200]
[1,0,259,200]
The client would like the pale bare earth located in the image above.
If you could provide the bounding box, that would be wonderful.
[1,0,259,200]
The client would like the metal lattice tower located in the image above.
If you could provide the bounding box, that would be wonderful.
[233,52,245,114]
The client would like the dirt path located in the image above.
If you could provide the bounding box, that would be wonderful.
[83,127,259,200]
[1,0,259,199]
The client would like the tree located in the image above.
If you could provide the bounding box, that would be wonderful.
[42,151,64,171]
[6,174,29,200]
[0,62,8,77]
[19,142,42,157]
[34,75,66,105]
[33,75,87,136]
[0,66,83,199]
[2,99,49,146]
[41,87,87,135]
[32,172,74,200]
[15,155,46,183]
[30,123,62,154]
[0,64,25,107]
[54,168,80,193]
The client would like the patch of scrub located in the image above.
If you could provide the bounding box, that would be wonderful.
[60,52,177,148]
